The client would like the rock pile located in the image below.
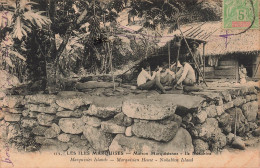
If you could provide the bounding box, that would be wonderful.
[0,85,259,154]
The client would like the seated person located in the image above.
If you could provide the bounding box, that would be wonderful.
[159,62,176,86]
[170,61,183,78]
[137,62,166,94]
[173,58,196,89]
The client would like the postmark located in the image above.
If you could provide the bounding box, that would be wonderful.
[223,0,259,29]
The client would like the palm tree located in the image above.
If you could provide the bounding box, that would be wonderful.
[128,0,221,31]
[2,0,90,92]
[0,0,51,85]
[8,0,51,40]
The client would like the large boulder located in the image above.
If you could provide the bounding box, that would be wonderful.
[56,111,74,117]
[253,127,260,137]
[59,118,85,134]
[44,124,61,139]
[109,128,194,153]
[37,113,55,126]
[218,113,231,127]
[84,105,119,119]
[221,91,232,102]
[0,91,6,99]
[123,94,204,120]
[56,97,92,110]
[44,128,58,139]
[245,95,251,102]
[250,94,257,101]
[0,111,4,120]
[2,107,23,114]
[36,137,69,152]
[2,95,24,108]
[195,118,222,140]
[7,123,21,140]
[83,97,123,118]
[233,97,246,107]
[195,110,207,123]
[21,119,38,128]
[25,94,57,105]
[81,115,101,127]
[101,121,126,134]
[205,105,217,118]
[193,139,209,154]
[4,113,21,122]
[132,120,179,142]
[32,126,48,136]
[113,113,133,127]
[241,101,258,122]
[194,118,227,151]
[58,133,71,142]
[210,132,227,152]
[216,105,224,116]
[56,110,82,118]
[122,96,175,120]
[83,126,113,151]
[27,104,57,114]
[223,101,234,110]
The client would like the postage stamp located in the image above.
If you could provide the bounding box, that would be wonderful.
[223,0,259,29]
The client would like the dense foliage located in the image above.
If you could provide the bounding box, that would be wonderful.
[0,0,222,92]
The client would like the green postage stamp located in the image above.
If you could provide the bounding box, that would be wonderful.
[223,0,259,29]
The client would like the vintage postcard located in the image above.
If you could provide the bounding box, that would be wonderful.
[0,0,259,168]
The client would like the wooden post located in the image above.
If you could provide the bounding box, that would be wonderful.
[175,39,181,73]
[178,28,208,86]
[168,42,171,68]
[235,58,239,83]
[203,42,206,79]
[108,42,115,90]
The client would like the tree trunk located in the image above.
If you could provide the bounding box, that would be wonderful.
[45,0,57,93]
[45,2,88,93]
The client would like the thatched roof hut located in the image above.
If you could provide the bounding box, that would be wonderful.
[154,21,260,79]
[119,20,260,81]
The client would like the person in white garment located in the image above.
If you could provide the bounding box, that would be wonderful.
[137,62,166,94]
[239,64,247,84]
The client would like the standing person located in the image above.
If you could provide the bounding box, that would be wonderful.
[186,41,202,83]
[137,62,166,94]
[239,64,247,84]
[173,57,196,89]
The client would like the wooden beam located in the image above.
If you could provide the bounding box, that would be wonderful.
[203,42,206,79]
[108,42,115,90]
[168,42,170,68]
[175,38,181,73]
[175,35,207,44]
[235,58,239,83]
[178,27,208,87]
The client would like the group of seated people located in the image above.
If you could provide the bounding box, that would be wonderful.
[137,58,196,94]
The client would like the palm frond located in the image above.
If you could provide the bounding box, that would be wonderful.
[9,50,26,61]
[12,16,26,40]
[23,11,51,28]
[5,57,15,68]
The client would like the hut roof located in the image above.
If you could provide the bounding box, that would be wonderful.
[116,10,259,56]
[158,21,260,56]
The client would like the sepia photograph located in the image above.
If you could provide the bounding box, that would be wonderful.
[0,0,259,167]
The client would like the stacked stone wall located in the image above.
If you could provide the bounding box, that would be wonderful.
[0,86,259,154]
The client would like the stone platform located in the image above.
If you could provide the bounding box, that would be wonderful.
[0,84,259,154]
